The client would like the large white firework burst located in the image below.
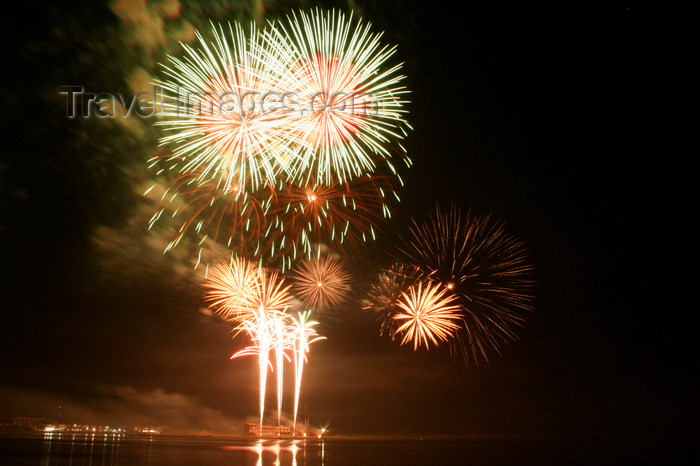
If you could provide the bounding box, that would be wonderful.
[154,22,302,193]
[260,8,412,184]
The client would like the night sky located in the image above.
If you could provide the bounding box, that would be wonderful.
[1,3,695,438]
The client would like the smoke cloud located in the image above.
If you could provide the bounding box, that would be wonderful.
[1,385,245,436]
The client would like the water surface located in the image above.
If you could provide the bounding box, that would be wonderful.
[0,432,695,465]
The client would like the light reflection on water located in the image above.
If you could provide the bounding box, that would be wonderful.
[35,432,326,465]
[221,438,324,465]
[41,432,125,466]
[3,431,683,465]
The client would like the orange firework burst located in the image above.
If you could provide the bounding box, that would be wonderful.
[253,268,294,315]
[291,257,351,311]
[204,259,293,322]
[147,166,400,270]
[400,204,536,365]
[393,280,462,351]
[263,174,398,264]
[204,259,260,321]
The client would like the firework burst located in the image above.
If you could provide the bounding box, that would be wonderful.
[262,8,411,184]
[400,204,536,364]
[393,280,462,350]
[147,169,400,270]
[291,257,351,311]
[154,10,411,192]
[204,259,293,322]
[264,174,399,265]
[203,259,260,321]
[248,266,294,317]
[363,263,421,337]
[150,10,412,276]
[154,22,300,193]
[147,168,277,260]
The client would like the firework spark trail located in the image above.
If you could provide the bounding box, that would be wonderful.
[209,260,294,426]
[271,313,290,426]
[292,257,351,311]
[400,204,536,365]
[289,311,324,435]
[232,311,293,429]
[146,168,278,260]
[249,266,295,316]
[232,313,274,428]
[261,8,412,184]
